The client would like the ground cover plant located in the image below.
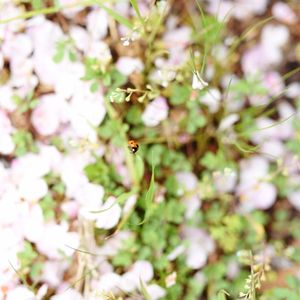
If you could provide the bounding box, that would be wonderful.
[1,0,300,299]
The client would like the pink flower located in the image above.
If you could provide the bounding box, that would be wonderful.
[77,183,105,220]
[0,134,15,155]
[261,24,289,50]
[163,26,191,49]
[2,33,33,61]
[272,3,298,24]
[249,71,284,106]
[238,181,276,211]
[120,260,154,292]
[142,97,169,127]
[23,204,44,242]
[11,153,50,182]
[147,284,166,300]
[0,85,16,112]
[97,272,122,294]
[69,26,90,53]
[237,156,277,211]
[182,227,215,269]
[176,171,198,191]
[59,0,84,19]
[36,223,79,259]
[213,168,237,193]
[50,288,83,300]
[31,94,68,136]
[86,9,108,40]
[41,261,68,288]
[116,57,144,76]
[6,286,35,300]
[18,178,48,203]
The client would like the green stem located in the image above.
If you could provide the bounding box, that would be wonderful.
[104,100,140,190]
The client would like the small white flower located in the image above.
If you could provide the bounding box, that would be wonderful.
[165,272,177,287]
[192,72,208,90]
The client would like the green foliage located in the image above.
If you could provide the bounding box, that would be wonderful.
[53,38,77,63]
[17,241,38,270]
[12,91,39,114]
[170,85,191,105]
[126,106,142,125]
[82,57,127,93]
[31,0,43,9]
[12,130,37,157]
[186,102,206,134]
[84,159,121,195]
[40,193,56,220]
[230,77,267,98]
[210,215,244,253]
[200,150,234,171]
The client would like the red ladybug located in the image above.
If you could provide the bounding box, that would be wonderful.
[128,140,139,154]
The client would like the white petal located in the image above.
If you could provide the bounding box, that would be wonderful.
[95,197,122,229]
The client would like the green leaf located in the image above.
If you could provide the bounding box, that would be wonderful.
[17,241,38,269]
[130,0,144,24]
[170,85,191,105]
[135,154,145,182]
[103,73,111,86]
[53,49,64,63]
[90,81,99,93]
[29,262,43,281]
[31,0,43,10]
[68,50,77,62]
[126,106,142,125]
[140,163,155,224]
[40,193,56,220]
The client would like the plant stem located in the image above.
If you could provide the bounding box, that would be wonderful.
[104,100,140,190]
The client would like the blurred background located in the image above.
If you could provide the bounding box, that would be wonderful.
[1,0,300,299]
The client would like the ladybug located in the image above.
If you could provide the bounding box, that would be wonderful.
[128,140,139,154]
